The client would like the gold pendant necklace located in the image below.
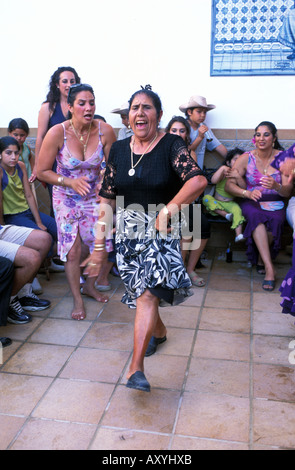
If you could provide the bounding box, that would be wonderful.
[70,119,92,156]
[129,133,158,177]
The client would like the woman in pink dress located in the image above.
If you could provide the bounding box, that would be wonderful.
[37,84,116,320]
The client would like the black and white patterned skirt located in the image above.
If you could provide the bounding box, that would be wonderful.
[115,208,193,308]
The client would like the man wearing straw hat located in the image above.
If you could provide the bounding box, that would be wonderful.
[179,95,227,169]
[111,102,134,140]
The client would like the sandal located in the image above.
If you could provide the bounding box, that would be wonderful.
[188,272,205,287]
[262,280,275,292]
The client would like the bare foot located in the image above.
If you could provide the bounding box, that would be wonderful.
[81,284,109,303]
[71,310,86,321]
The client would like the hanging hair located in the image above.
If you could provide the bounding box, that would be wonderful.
[8,118,30,135]
[165,116,191,146]
[45,66,81,112]
[0,136,20,153]
[254,121,284,150]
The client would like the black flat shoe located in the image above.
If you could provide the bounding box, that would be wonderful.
[0,337,12,348]
[145,335,167,357]
[126,371,151,392]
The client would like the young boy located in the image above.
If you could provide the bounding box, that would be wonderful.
[179,95,227,169]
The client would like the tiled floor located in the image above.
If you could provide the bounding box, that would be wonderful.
[1,246,295,450]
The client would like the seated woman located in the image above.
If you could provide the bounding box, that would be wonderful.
[203,147,245,243]
[225,121,293,291]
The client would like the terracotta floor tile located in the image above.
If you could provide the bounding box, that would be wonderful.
[171,436,249,450]
[0,317,43,342]
[29,318,91,346]
[253,363,295,401]
[204,290,250,310]
[97,299,135,323]
[193,330,250,362]
[10,418,96,450]
[101,386,180,433]
[185,357,250,397]
[208,273,251,291]
[199,307,250,333]
[32,378,114,424]
[0,415,26,450]
[158,305,200,329]
[253,311,295,336]
[176,392,249,442]
[157,328,195,357]
[0,374,53,415]
[253,400,295,448]
[60,347,130,382]
[1,243,295,450]
[252,334,294,365]
[253,292,282,312]
[81,322,134,351]
[90,427,170,450]
[2,343,74,376]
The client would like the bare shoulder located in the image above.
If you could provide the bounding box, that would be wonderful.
[99,120,116,135]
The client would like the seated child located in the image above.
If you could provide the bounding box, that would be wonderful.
[202,148,245,242]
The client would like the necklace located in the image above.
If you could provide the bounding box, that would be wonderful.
[70,119,92,156]
[256,151,274,175]
[129,133,158,177]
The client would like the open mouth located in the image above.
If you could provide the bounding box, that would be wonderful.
[136,120,147,129]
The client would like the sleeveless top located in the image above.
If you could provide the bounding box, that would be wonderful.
[48,101,67,129]
[53,121,105,200]
[245,151,282,196]
[1,164,29,214]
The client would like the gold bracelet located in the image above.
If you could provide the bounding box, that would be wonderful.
[57,176,65,186]
[242,189,247,198]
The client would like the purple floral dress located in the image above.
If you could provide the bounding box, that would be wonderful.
[53,123,106,261]
[272,144,295,316]
[240,152,285,265]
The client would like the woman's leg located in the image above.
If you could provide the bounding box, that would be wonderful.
[127,289,166,379]
[65,236,86,320]
[252,223,275,288]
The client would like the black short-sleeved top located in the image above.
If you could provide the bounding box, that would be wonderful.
[99,133,203,211]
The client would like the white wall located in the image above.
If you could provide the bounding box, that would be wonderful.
[0,0,294,131]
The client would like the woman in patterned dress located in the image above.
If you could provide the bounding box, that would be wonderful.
[83,87,207,392]
[37,84,116,321]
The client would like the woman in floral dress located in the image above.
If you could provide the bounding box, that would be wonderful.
[37,84,116,320]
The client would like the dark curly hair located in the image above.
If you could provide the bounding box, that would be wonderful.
[44,66,81,112]
[128,85,162,120]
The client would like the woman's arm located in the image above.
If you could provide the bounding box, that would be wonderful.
[81,197,116,277]
[156,174,207,233]
[100,122,117,161]
[19,162,46,230]
[33,102,51,177]
[225,153,251,198]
